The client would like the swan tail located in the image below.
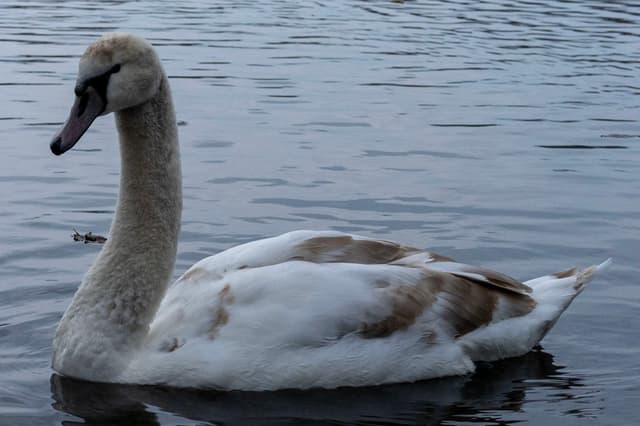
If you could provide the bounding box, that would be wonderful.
[574,257,613,291]
[460,259,611,362]
[524,258,612,342]
[525,258,611,299]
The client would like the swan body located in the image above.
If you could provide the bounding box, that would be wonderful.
[50,33,609,390]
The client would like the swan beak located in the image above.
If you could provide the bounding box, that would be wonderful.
[50,87,106,156]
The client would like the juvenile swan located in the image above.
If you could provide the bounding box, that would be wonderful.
[50,33,610,390]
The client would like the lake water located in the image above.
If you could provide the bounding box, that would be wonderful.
[0,0,638,424]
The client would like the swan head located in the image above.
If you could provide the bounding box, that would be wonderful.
[50,33,162,155]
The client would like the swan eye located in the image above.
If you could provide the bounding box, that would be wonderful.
[111,64,121,74]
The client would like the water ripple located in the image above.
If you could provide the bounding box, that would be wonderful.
[1,0,638,424]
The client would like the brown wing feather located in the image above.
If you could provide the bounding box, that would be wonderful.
[293,235,534,339]
[418,260,532,296]
[358,269,536,341]
[449,265,532,295]
[294,235,532,296]
[294,235,421,264]
[359,277,437,338]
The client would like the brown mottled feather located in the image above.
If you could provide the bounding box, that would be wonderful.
[295,236,531,297]
[420,262,533,296]
[431,272,499,337]
[448,265,532,295]
[293,235,535,339]
[359,269,535,340]
[179,267,208,282]
[208,284,234,339]
[175,266,222,286]
[295,236,420,264]
[553,267,577,279]
[360,278,437,338]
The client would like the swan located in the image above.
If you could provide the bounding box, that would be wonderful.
[49,33,609,390]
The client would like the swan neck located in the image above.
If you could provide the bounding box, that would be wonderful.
[52,73,182,380]
[106,72,182,318]
[113,74,182,252]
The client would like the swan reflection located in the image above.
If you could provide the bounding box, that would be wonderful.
[51,349,596,426]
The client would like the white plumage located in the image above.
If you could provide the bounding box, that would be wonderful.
[49,33,610,390]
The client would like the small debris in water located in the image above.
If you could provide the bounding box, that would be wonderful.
[72,229,107,244]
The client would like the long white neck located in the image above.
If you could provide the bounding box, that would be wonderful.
[52,74,181,380]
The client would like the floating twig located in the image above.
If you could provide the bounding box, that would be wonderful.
[72,228,107,244]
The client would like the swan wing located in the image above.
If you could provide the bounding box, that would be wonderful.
[147,231,534,353]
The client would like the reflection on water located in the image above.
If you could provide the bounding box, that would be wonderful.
[0,0,639,425]
[51,350,594,426]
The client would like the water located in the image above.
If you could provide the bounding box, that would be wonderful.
[0,0,638,424]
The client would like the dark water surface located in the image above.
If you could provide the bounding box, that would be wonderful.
[1,1,639,424]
